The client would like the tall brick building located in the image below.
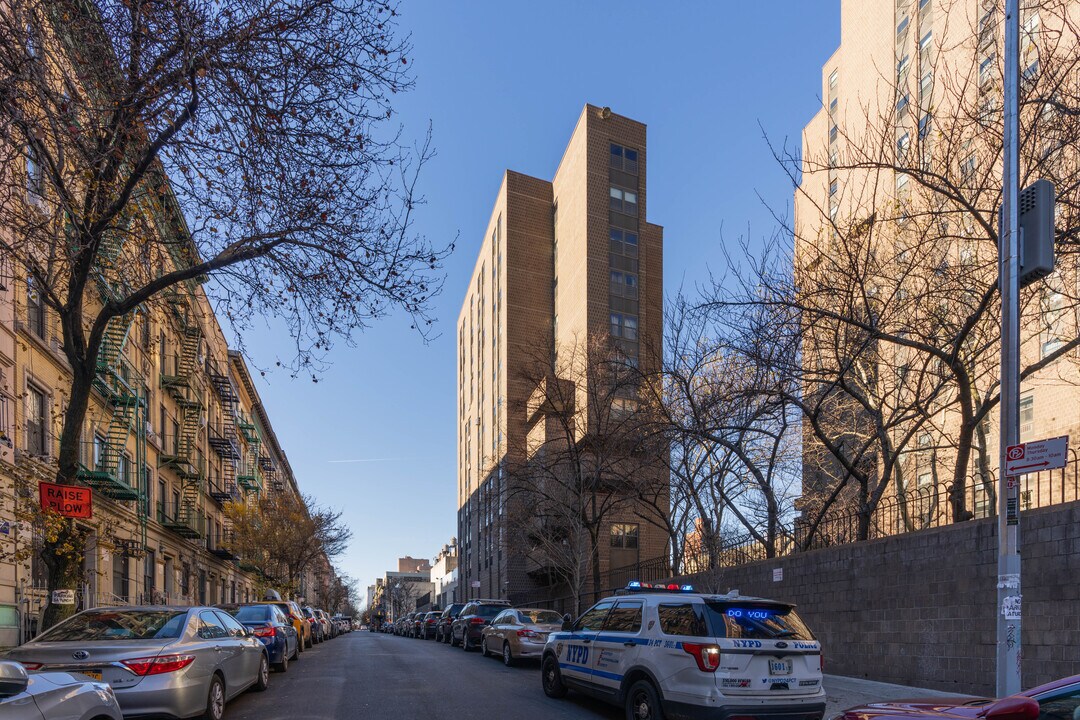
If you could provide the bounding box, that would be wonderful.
[456,105,668,605]
[795,0,1080,522]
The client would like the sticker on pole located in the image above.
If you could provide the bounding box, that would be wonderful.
[1005,436,1068,476]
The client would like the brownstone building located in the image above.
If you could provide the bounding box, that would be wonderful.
[456,105,669,606]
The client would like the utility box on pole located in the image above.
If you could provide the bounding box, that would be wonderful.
[1018,178,1055,287]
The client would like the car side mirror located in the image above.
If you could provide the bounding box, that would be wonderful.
[0,661,30,699]
[979,697,1040,720]
[561,613,573,631]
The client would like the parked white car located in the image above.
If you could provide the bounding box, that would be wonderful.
[0,660,123,720]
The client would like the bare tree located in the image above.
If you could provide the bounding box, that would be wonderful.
[0,0,447,626]
[505,336,667,613]
[742,0,1080,526]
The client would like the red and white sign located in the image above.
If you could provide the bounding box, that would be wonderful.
[1005,436,1069,476]
[39,482,93,518]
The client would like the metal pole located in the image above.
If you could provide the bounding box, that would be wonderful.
[997,0,1022,697]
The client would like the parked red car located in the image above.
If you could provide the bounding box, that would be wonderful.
[835,674,1079,720]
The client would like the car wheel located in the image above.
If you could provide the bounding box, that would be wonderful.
[480,637,489,656]
[276,649,289,673]
[625,679,664,720]
[502,642,515,667]
[462,632,471,651]
[292,640,300,661]
[541,655,567,699]
[202,674,226,720]
[450,630,459,647]
[254,654,270,692]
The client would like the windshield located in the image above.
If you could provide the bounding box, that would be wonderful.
[234,606,273,622]
[35,610,188,642]
[523,610,563,625]
[703,602,815,640]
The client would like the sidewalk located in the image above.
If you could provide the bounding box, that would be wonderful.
[825,675,980,717]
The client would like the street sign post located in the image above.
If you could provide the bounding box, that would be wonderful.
[1005,436,1068,476]
[998,0,1021,697]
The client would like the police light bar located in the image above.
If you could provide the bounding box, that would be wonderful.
[626,581,695,593]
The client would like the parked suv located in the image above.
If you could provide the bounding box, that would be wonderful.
[541,583,826,720]
[450,599,511,651]
[436,603,466,643]
[418,611,441,640]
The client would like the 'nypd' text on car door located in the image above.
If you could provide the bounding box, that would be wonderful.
[558,601,612,685]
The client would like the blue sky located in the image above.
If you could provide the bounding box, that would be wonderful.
[243,1,841,600]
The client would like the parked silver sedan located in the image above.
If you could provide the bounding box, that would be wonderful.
[5,606,269,720]
[0,660,123,720]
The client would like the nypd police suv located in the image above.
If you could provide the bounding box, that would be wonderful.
[540,582,826,720]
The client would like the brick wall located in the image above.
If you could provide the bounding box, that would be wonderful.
[676,501,1080,695]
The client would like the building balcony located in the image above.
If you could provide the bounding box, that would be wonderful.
[158,502,205,539]
[208,481,242,505]
[75,441,142,501]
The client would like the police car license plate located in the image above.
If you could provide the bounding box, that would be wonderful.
[768,659,792,676]
[81,670,103,681]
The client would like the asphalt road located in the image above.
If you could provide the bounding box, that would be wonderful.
[226,630,622,720]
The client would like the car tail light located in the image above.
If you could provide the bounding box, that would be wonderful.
[20,662,42,670]
[252,625,277,638]
[681,642,721,672]
[517,629,541,640]
[121,654,196,676]
[470,617,487,625]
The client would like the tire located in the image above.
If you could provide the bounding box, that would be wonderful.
[253,654,270,692]
[461,632,472,651]
[450,629,459,647]
[502,642,514,667]
[292,642,300,661]
[275,648,289,673]
[202,674,226,720]
[480,637,489,656]
[541,655,567,699]
[625,679,664,720]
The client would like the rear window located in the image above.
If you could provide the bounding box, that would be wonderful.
[704,603,815,640]
[658,603,709,637]
[233,606,273,622]
[522,610,563,625]
[35,610,188,642]
[475,605,504,618]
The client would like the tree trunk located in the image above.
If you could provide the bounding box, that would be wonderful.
[41,362,96,630]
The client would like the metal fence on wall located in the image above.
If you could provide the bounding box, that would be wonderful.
[521,453,1080,611]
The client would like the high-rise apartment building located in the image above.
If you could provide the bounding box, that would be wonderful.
[456,105,668,605]
[795,0,1080,524]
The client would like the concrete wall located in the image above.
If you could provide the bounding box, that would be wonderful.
[678,501,1080,695]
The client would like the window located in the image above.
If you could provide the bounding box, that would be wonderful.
[609,187,638,216]
[919,30,932,51]
[979,55,995,86]
[829,180,838,197]
[896,54,910,85]
[610,313,638,342]
[829,124,838,143]
[610,228,639,257]
[657,603,709,637]
[919,70,933,98]
[1034,685,1080,720]
[1020,394,1034,436]
[610,523,639,549]
[960,154,977,181]
[895,173,909,193]
[572,601,613,632]
[1042,291,1066,357]
[978,9,996,46]
[26,274,45,338]
[896,133,910,161]
[610,270,638,298]
[197,611,228,640]
[25,383,46,455]
[829,97,837,113]
[610,143,639,174]
[1022,60,1039,84]
[896,93,910,117]
[602,601,643,633]
[828,70,838,91]
[918,113,932,139]
[917,470,933,488]
[26,145,45,198]
[897,15,909,35]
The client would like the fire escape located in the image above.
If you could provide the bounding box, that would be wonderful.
[236,411,262,494]
[76,227,146,508]
[159,296,205,539]
[207,357,241,504]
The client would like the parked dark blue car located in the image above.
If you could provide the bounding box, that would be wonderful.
[226,604,299,673]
